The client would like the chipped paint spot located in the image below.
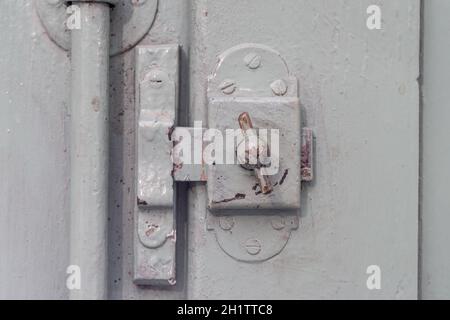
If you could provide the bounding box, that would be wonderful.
[279,169,289,185]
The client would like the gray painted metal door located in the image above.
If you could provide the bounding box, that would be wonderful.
[0,0,421,299]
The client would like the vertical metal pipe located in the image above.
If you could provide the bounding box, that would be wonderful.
[69,2,111,300]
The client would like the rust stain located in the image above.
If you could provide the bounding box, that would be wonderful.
[166,230,176,242]
[212,193,246,204]
[167,125,175,141]
[171,163,183,178]
[137,197,148,206]
[301,129,314,181]
[145,224,160,237]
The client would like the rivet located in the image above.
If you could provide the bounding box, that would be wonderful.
[219,216,235,231]
[244,53,262,70]
[219,79,236,95]
[270,79,288,96]
[271,216,285,230]
[244,239,261,255]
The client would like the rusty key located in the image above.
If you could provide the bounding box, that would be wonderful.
[238,112,273,195]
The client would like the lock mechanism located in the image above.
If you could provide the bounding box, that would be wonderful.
[134,43,313,285]
[206,43,303,212]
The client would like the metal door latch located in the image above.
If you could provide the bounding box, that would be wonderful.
[134,43,314,285]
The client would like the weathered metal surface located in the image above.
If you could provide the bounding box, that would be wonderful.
[133,44,178,286]
[301,127,314,182]
[188,0,419,299]
[35,0,158,56]
[207,43,301,211]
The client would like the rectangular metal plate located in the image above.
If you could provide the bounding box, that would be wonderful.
[133,45,179,286]
[207,97,301,212]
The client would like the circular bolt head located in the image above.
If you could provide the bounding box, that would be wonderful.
[244,239,261,255]
[219,216,235,231]
[219,79,236,95]
[270,79,288,96]
[271,216,286,230]
[244,53,262,69]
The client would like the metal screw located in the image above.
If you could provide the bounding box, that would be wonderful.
[244,53,262,70]
[219,216,235,231]
[145,69,165,89]
[270,79,288,96]
[219,79,236,95]
[271,216,285,230]
[244,239,261,255]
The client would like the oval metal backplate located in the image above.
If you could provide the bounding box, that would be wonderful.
[35,0,158,56]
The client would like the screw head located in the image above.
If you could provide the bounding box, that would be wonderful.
[271,216,286,230]
[219,79,236,95]
[219,217,235,231]
[244,239,261,255]
[270,79,288,96]
[244,53,262,70]
[145,69,165,89]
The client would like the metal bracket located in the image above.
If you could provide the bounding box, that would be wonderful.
[134,44,178,286]
[36,0,158,56]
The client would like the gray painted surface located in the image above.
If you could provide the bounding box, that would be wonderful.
[422,0,450,300]
[0,0,70,299]
[187,0,419,299]
[0,0,420,299]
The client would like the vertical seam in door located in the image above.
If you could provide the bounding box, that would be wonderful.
[418,0,424,301]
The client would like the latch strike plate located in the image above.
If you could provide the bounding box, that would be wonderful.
[133,44,179,286]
